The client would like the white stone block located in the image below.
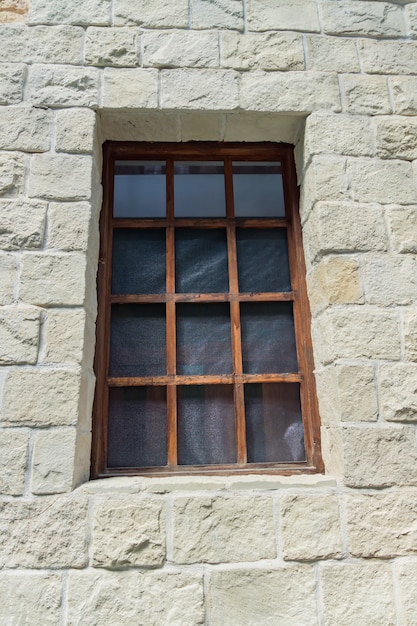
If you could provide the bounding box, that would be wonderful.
[28,25,83,64]
[0,305,40,364]
[192,0,243,30]
[320,562,396,626]
[404,308,417,361]
[31,428,77,494]
[28,65,99,108]
[114,0,189,28]
[181,112,224,141]
[247,0,320,32]
[224,112,302,143]
[0,106,51,152]
[173,496,275,563]
[407,2,417,36]
[208,567,318,626]
[0,496,88,568]
[359,39,417,75]
[92,499,166,567]
[101,110,180,142]
[0,573,62,626]
[143,30,219,69]
[0,200,46,249]
[84,26,139,67]
[0,63,24,104]
[0,253,16,305]
[55,108,97,154]
[391,76,417,115]
[240,71,341,112]
[307,256,363,313]
[306,35,360,72]
[376,116,417,160]
[397,562,417,626]
[341,74,392,115]
[28,153,94,200]
[321,1,405,37]
[221,31,304,71]
[47,201,92,251]
[0,25,28,63]
[348,158,416,204]
[42,308,87,364]
[67,570,204,625]
[29,0,111,25]
[387,206,417,253]
[364,256,417,306]
[379,364,417,422]
[1,369,83,427]
[161,69,239,110]
[304,113,373,159]
[0,429,28,495]
[102,68,158,109]
[0,152,25,197]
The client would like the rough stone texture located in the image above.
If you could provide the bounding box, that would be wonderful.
[379,364,417,422]
[376,117,417,160]
[173,496,275,563]
[0,0,27,24]
[0,305,40,364]
[320,562,396,626]
[348,158,416,204]
[391,77,417,115]
[55,108,97,154]
[347,492,417,558]
[0,200,46,250]
[193,0,243,30]
[27,65,99,108]
[307,256,363,313]
[67,570,205,625]
[42,308,87,363]
[28,154,93,200]
[92,498,165,567]
[247,0,319,33]
[321,1,404,37]
[20,253,87,306]
[28,25,83,64]
[29,0,111,25]
[280,493,342,560]
[102,68,158,109]
[306,35,360,72]
[0,572,62,626]
[31,428,77,494]
[0,64,24,104]
[336,364,378,422]
[304,113,372,159]
[0,106,51,152]
[0,496,88,568]
[114,0,189,28]
[397,562,417,626]
[221,32,304,71]
[161,69,239,110]
[364,257,417,306]
[47,201,92,251]
[143,30,219,69]
[0,24,27,61]
[404,309,417,361]
[208,567,318,626]
[342,426,417,488]
[359,40,417,75]
[0,253,16,305]
[341,74,392,115]
[0,429,28,495]
[85,27,139,67]
[240,71,340,112]
[0,152,25,197]
[387,206,417,253]
[1,369,82,426]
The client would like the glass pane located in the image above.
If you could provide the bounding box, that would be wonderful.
[108,387,167,467]
[236,229,291,292]
[233,162,285,217]
[112,229,166,295]
[176,303,232,375]
[113,161,166,218]
[109,304,166,377]
[241,302,298,373]
[175,229,228,293]
[245,384,305,463]
[178,385,236,465]
[174,161,226,217]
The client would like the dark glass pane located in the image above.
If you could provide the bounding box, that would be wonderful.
[177,386,236,465]
[241,302,298,373]
[112,229,166,295]
[174,161,226,217]
[245,383,305,463]
[108,387,167,467]
[175,229,228,293]
[109,304,166,377]
[236,229,291,292]
[113,161,166,218]
[176,303,232,375]
[233,162,285,217]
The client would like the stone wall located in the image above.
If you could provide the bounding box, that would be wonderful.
[1,0,417,623]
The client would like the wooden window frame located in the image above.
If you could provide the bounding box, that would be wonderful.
[91,142,323,478]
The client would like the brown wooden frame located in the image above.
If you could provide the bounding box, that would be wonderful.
[91,142,323,478]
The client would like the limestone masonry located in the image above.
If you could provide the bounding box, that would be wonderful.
[1,0,417,624]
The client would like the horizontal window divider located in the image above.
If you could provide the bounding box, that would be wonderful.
[98,463,318,479]
[111,218,289,229]
[107,373,303,386]
[110,292,295,304]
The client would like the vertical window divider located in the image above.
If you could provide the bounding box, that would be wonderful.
[166,159,177,466]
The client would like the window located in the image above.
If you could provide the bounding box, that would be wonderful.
[91,143,323,478]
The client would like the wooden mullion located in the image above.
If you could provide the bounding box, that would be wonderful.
[107,372,302,386]
[110,292,295,304]
[112,218,288,229]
